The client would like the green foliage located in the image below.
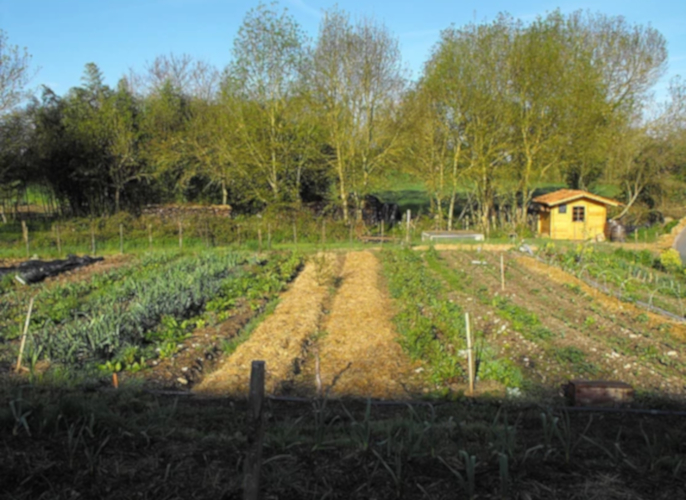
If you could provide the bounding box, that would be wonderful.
[483,293,556,342]
[478,350,525,389]
[381,248,466,385]
[659,249,684,274]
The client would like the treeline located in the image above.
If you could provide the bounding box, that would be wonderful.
[1,5,685,227]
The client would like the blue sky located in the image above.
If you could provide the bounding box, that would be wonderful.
[1,0,684,102]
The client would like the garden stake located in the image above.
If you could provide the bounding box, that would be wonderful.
[292,223,297,247]
[322,220,326,247]
[112,372,119,389]
[15,297,35,373]
[148,223,153,248]
[244,360,266,500]
[178,221,183,249]
[500,254,505,291]
[268,224,272,250]
[381,220,384,246]
[119,224,124,254]
[258,228,262,252]
[406,209,411,245]
[90,222,96,254]
[55,223,62,257]
[21,220,29,258]
[465,312,474,395]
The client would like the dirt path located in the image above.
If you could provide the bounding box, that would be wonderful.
[305,251,421,399]
[195,254,338,397]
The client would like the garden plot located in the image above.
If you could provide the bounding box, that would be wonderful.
[437,250,686,397]
[195,253,340,396]
[300,251,422,399]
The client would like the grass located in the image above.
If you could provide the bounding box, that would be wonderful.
[1,380,685,499]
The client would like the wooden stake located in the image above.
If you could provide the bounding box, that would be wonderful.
[90,222,96,255]
[500,254,505,292]
[465,313,475,396]
[405,209,411,245]
[321,220,326,247]
[349,221,354,243]
[112,372,119,389]
[55,223,62,257]
[292,223,297,247]
[119,224,124,254]
[148,223,153,249]
[258,228,262,252]
[15,297,35,373]
[178,221,183,249]
[267,223,272,250]
[21,220,29,258]
[381,220,384,246]
[244,360,266,500]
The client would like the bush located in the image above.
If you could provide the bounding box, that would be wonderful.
[659,249,683,274]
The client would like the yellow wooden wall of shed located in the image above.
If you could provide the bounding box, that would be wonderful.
[540,198,607,240]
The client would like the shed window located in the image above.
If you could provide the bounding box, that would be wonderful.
[559,204,567,214]
[572,206,585,222]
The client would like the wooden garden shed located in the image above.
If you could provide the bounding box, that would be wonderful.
[532,189,621,240]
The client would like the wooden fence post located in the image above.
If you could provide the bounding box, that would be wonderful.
[405,210,411,245]
[55,223,62,258]
[244,360,266,500]
[500,254,505,292]
[15,297,35,373]
[21,220,29,258]
[90,222,96,255]
[465,313,475,396]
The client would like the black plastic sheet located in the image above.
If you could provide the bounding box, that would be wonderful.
[0,255,104,284]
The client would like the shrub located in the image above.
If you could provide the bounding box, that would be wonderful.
[659,249,683,274]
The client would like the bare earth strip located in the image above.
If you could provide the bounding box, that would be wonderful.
[195,254,337,397]
[314,251,421,399]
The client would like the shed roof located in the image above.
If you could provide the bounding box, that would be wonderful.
[532,189,622,208]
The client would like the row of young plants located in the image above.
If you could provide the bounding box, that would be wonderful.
[14,251,302,374]
[423,250,528,390]
[380,248,466,389]
[539,243,686,317]
[0,252,182,338]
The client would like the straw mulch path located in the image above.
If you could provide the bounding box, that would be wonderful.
[195,253,339,397]
[312,251,421,399]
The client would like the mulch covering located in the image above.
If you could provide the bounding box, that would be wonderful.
[312,251,422,399]
[195,253,337,396]
[0,254,104,284]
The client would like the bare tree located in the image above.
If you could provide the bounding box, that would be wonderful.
[0,30,35,114]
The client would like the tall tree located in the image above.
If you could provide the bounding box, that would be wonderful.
[226,2,309,204]
[311,8,406,221]
[0,29,35,114]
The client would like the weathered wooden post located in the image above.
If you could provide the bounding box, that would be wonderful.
[405,210,411,245]
[15,297,35,373]
[465,313,475,396]
[21,220,29,258]
[321,219,326,247]
[90,222,96,254]
[267,223,272,251]
[349,221,354,243]
[148,223,153,249]
[178,221,183,249]
[381,220,384,246]
[244,360,266,500]
[258,228,262,252]
[500,254,505,292]
[55,223,62,258]
[119,224,124,254]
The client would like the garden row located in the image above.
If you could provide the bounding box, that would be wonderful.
[2,250,302,377]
